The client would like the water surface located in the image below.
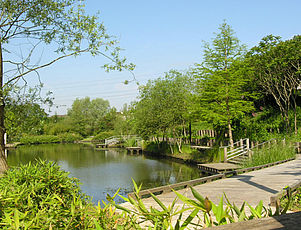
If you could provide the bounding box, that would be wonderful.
[8,144,201,203]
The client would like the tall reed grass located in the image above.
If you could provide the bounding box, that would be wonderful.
[243,141,296,168]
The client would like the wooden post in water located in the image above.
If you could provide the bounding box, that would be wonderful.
[224,147,227,163]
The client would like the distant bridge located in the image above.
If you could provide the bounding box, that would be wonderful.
[104,135,142,146]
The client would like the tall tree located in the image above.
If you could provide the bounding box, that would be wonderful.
[0,0,133,173]
[247,35,301,134]
[194,22,253,147]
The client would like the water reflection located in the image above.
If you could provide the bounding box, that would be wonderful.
[7,144,201,203]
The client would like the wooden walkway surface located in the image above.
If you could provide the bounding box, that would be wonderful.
[123,156,301,211]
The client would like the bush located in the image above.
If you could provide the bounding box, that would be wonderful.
[20,135,60,145]
[20,133,82,145]
[92,131,115,142]
[0,160,96,228]
[58,133,82,143]
[0,160,135,229]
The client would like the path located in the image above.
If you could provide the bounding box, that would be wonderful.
[122,156,301,214]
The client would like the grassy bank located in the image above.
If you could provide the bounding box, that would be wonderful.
[243,141,296,168]
[143,141,221,163]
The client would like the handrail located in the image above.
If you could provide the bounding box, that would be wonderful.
[221,138,249,149]
[104,135,143,146]
[250,138,276,150]
[227,145,246,155]
[228,151,248,161]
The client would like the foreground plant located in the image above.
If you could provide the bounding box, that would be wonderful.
[112,181,291,229]
[0,160,132,229]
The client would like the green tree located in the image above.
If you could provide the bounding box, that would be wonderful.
[0,0,133,172]
[247,35,301,134]
[134,70,192,151]
[5,84,52,141]
[194,22,254,147]
[67,97,110,136]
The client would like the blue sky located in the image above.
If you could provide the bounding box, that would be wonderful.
[24,0,301,115]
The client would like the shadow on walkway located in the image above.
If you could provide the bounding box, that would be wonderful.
[234,174,278,194]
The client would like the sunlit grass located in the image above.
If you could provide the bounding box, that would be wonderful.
[243,142,296,167]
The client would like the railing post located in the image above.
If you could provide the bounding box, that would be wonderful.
[240,139,243,150]
[224,147,227,163]
[246,138,251,157]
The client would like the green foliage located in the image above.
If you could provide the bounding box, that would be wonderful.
[20,135,60,145]
[124,138,139,147]
[67,97,112,137]
[92,131,115,142]
[0,160,96,229]
[281,187,301,211]
[247,35,301,133]
[44,118,74,135]
[20,134,82,145]
[58,133,82,143]
[133,70,192,139]
[0,160,133,229]
[193,21,254,146]
[113,181,289,229]
[5,85,53,141]
[143,141,171,155]
[243,142,296,167]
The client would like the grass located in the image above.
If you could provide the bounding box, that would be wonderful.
[243,141,296,168]
[281,187,301,212]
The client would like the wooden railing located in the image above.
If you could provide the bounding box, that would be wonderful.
[128,158,294,199]
[222,138,250,163]
[222,138,279,163]
[270,177,301,207]
[104,135,142,146]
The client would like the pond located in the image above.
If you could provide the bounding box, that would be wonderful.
[7,144,201,203]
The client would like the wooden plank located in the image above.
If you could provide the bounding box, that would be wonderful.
[198,163,240,172]
[190,145,212,149]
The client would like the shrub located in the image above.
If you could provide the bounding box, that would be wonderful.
[0,160,134,229]
[0,160,96,228]
[20,135,60,145]
[58,133,82,143]
[20,133,82,145]
[92,131,115,142]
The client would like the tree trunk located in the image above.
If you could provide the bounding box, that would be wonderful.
[0,41,8,174]
[189,122,192,144]
[228,121,234,148]
[293,93,298,135]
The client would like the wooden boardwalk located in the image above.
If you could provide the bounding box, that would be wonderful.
[198,162,240,174]
[122,156,301,214]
